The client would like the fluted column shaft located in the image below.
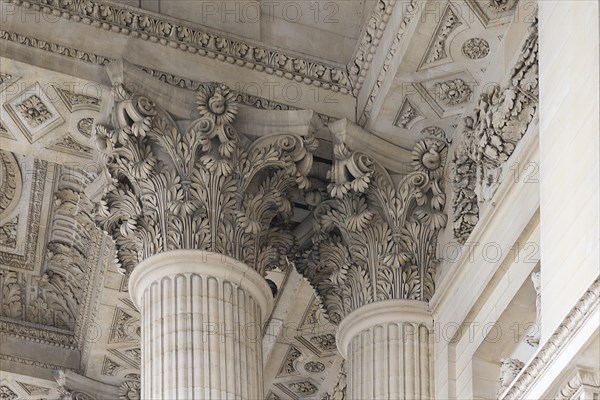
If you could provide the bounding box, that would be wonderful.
[129,250,272,400]
[337,300,433,400]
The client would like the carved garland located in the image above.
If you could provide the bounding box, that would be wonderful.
[95,83,317,274]
[452,19,538,243]
[298,136,448,324]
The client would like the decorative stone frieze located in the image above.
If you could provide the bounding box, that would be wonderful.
[0,30,112,66]
[95,83,317,275]
[453,19,538,243]
[2,0,350,93]
[298,128,448,324]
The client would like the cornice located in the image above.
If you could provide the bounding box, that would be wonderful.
[2,0,352,94]
[0,29,113,66]
[347,0,398,96]
[0,319,77,349]
[134,64,337,125]
[357,0,419,126]
[500,276,600,400]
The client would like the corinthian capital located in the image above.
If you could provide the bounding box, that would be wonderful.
[298,122,448,324]
[95,83,317,274]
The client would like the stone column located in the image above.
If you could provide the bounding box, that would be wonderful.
[94,83,316,399]
[129,250,271,399]
[336,301,433,400]
[298,122,448,399]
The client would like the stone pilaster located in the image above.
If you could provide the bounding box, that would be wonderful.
[94,83,317,399]
[297,121,447,399]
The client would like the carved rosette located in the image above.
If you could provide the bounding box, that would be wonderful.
[298,135,448,325]
[453,19,538,242]
[95,83,317,275]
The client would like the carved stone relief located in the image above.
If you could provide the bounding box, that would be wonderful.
[435,79,473,106]
[498,358,525,397]
[463,38,491,60]
[16,95,52,128]
[95,83,316,275]
[420,5,463,69]
[394,97,423,129]
[452,20,538,243]
[298,132,448,324]
[0,386,18,400]
[524,271,541,347]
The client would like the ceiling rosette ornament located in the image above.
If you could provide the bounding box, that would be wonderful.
[94,83,317,275]
[297,132,448,325]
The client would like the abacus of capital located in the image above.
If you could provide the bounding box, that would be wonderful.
[94,81,447,399]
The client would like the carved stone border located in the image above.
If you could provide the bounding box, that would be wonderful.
[358,0,419,126]
[0,159,47,270]
[0,319,77,349]
[135,64,336,124]
[0,30,113,66]
[501,276,600,400]
[2,0,351,93]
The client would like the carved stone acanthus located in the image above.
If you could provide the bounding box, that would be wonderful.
[0,166,97,337]
[498,358,525,397]
[305,361,326,373]
[0,217,18,248]
[463,38,491,60]
[77,118,95,138]
[298,134,448,324]
[101,357,123,376]
[118,381,141,400]
[16,95,53,127]
[95,83,317,274]
[310,333,337,351]
[289,381,318,395]
[435,79,472,106]
[0,150,22,216]
[525,271,542,347]
[0,386,18,400]
[452,153,479,244]
[280,346,302,375]
[422,5,462,66]
[0,73,13,85]
[453,20,538,243]
[421,126,450,143]
[395,99,421,129]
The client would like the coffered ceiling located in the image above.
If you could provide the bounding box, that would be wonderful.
[0,0,536,396]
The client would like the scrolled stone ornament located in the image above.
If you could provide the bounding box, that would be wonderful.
[95,84,317,275]
[298,136,448,324]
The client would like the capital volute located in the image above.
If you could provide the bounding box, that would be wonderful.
[94,83,317,275]
[298,122,449,325]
